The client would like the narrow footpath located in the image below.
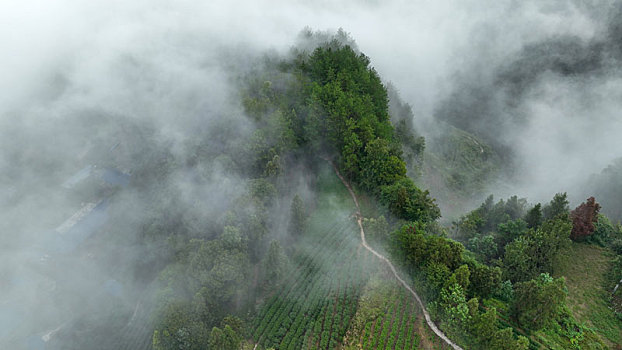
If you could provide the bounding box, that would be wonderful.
[327,160,464,350]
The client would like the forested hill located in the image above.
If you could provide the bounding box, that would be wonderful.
[145,32,448,350]
[20,30,620,350]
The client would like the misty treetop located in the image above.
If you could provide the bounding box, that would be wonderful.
[241,38,438,224]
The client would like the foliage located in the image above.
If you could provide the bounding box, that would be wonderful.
[525,203,543,229]
[502,237,534,283]
[502,218,571,282]
[387,83,425,174]
[496,280,514,302]
[262,240,288,290]
[542,192,570,221]
[489,328,529,350]
[248,179,277,207]
[496,219,528,250]
[454,195,527,243]
[558,243,621,346]
[612,238,622,255]
[511,273,568,330]
[152,302,210,350]
[439,284,470,330]
[482,196,525,233]
[454,210,484,240]
[393,223,464,272]
[295,43,440,223]
[588,214,621,246]
[209,325,241,350]
[467,263,502,299]
[362,215,390,240]
[379,178,440,222]
[359,138,407,192]
[288,194,308,237]
[467,234,497,263]
[570,197,601,241]
[471,306,498,344]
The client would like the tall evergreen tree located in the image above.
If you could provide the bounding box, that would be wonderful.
[525,203,543,229]
[543,192,570,220]
[262,240,288,289]
[288,194,307,236]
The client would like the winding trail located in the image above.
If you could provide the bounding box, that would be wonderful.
[326,159,464,350]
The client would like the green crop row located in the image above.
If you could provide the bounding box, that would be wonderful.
[253,220,370,349]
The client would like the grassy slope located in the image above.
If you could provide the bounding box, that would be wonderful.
[421,125,500,221]
[556,243,622,347]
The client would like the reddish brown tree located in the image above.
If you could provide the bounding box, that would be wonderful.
[570,197,601,241]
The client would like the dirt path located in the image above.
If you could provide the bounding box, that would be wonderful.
[326,159,464,350]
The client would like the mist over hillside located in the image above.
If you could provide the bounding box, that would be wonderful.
[4,0,622,206]
[1,1,622,349]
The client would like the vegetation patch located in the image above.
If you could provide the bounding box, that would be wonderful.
[556,243,622,346]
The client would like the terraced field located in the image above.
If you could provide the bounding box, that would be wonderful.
[348,280,421,350]
[252,218,379,349]
[108,296,155,350]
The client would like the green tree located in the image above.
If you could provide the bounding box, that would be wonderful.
[380,178,440,222]
[502,219,571,282]
[455,210,485,240]
[359,138,407,192]
[221,225,246,251]
[502,236,536,283]
[590,213,621,246]
[468,263,502,298]
[472,306,498,345]
[248,178,277,206]
[297,43,433,224]
[496,219,528,249]
[262,240,288,289]
[467,234,498,262]
[221,315,244,335]
[512,273,568,330]
[489,328,529,350]
[362,215,390,239]
[505,195,527,220]
[542,192,569,220]
[446,264,471,290]
[529,219,571,275]
[425,262,452,293]
[288,194,308,236]
[525,203,543,229]
[394,223,464,271]
[209,325,240,350]
[185,238,249,315]
[152,302,210,350]
[439,283,470,330]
